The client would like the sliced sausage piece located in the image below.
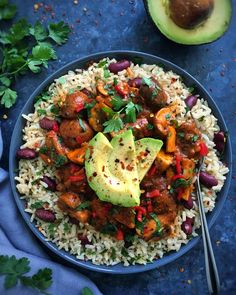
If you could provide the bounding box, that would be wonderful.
[60,91,89,119]
[140,78,168,111]
[59,119,94,148]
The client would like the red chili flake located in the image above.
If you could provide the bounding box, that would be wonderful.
[102,165,105,172]
[69,175,85,182]
[116,229,124,240]
[52,122,59,132]
[199,142,209,157]
[76,136,84,144]
[148,164,157,176]
[146,189,160,198]
[75,102,85,112]
[126,164,133,171]
[120,161,125,170]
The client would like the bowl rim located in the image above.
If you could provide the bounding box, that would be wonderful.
[9,50,232,274]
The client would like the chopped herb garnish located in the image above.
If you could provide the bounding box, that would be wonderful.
[188,86,195,93]
[177,132,185,139]
[47,223,57,237]
[111,247,116,260]
[165,113,171,120]
[82,287,94,295]
[31,201,44,209]
[76,201,91,211]
[111,95,127,111]
[135,217,147,234]
[57,77,66,84]
[68,88,74,94]
[150,213,162,234]
[54,154,67,167]
[39,146,48,154]
[97,60,107,68]
[50,105,59,115]
[124,234,135,243]
[79,118,86,132]
[147,123,154,130]
[172,178,192,189]
[103,116,124,133]
[198,116,205,122]
[185,106,190,113]
[37,109,47,115]
[142,77,152,87]
[121,247,129,257]
[113,77,118,85]
[192,135,199,142]
[63,223,70,233]
[103,67,110,78]
[101,223,117,235]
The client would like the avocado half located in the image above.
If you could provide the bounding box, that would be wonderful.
[143,0,232,45]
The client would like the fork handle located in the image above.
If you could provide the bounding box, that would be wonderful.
[197,178,221,294]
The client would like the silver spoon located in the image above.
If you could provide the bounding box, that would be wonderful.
[196,157,221,294]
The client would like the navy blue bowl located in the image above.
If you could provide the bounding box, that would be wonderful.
[9,51,232,274]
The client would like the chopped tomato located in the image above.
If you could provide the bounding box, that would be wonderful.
[199,141,208,157]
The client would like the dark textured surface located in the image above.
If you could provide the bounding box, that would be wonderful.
[0,1,235,294]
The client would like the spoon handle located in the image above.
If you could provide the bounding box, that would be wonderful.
[197,176,220,294]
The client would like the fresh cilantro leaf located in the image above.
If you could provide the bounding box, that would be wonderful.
[188,86,195,93]
[79,118,86,132]
[111,95,126,111]
[191,135,199,142]
[104,67,110,78]
[97,60,107,68]
[142,77,152,87]
[165,113,171,120]
[30,20,48,41]
[177,131,185,138]
[0,0,16,20]
[172,178,192,189]
[54,154,67,167]
[0,87,17,108]
[31,44,57,61]
[0,76,11,87]
[31,201,44,209]
[147,123,154,130]
[76,201,91,211]
[103,116,123,133]
[48,21,70,45]
[82,287,94,295]
[113,77,118,85]
[37,109,47,115]
[102,106,116,117]
[150,212,162,233]
[21,268,52,291]
[0,255,30,289]
[28,60,43,73]
[6,19,31,44]
[125,102,136,123]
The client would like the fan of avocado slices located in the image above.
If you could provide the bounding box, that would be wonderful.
[143,0,232,45]
[85,130,163,207]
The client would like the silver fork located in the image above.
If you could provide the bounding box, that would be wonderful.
[196,157,221,294]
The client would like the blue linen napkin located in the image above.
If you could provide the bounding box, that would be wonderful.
[0,127,102,295]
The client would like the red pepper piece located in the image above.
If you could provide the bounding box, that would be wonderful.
[146,189,160,198]
[76,136,84,144]
[116,229,124,240]
[52,122,59,132]
[148,164,157,176]
[75,102,84,113]
[134,206,147,222]
[68,175,85,182]
[175,153,182,175]
[172,174,185,181]
[146,200,153,213]
[114,85,127,97]
[199,142,209,157]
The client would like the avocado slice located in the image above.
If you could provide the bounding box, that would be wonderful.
[135,138,163,182]
[144,0,232,45]
[85,131,140,207]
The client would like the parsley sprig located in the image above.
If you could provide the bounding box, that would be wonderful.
[0,2,70,108]
[0,255,52,294]
[102,95,142,133]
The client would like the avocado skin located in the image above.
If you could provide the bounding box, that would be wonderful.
[143,0,232,45]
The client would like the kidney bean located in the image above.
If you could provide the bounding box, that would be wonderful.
[128,77,142,88]
[199,171,218,188]
[182,196,194,210]
[39,117,57,130]
[77,234,91,246]
[41,176,57,191]
[35,208,56,222]
[181,220,193,235]
[185,95,198,110]
[16,148,37,159]
[213,131,225,153]
[108,60,130,73]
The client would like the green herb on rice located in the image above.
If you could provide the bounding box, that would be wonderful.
[48,223,57,237]
[31,201,44,209]
[76,201,91,211]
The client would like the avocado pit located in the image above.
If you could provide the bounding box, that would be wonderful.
[169,0,214,29]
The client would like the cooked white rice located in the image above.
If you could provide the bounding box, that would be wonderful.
[15,58,229,265]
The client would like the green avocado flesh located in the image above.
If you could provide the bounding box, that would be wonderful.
[85,131,163,207]
[145,0,232,45]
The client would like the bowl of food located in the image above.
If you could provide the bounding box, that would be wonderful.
[9,51,232,274]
